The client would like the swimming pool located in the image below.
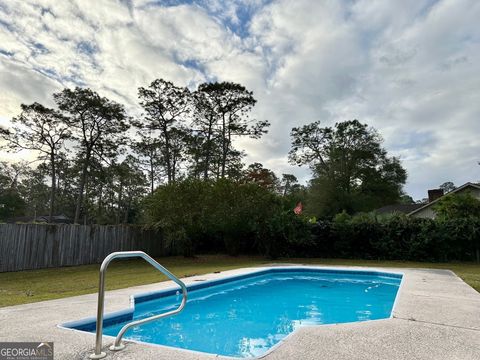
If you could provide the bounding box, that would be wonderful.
[64,267,402,358]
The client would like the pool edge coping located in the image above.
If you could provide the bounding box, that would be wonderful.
[58,265,404,359]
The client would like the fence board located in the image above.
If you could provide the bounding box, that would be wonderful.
[0,224,168,272]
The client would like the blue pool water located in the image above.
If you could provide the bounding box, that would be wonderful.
[67,268,402,358]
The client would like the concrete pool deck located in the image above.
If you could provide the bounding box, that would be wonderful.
[0,265,479,360]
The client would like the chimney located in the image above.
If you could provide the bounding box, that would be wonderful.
[428,189,444,203]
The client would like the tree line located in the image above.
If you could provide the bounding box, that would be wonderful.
[1,79,408,225]
[0,80,297,224]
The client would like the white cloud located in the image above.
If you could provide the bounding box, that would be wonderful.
[0,0,479,199]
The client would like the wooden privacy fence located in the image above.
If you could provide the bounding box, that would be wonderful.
[0,224,169,272]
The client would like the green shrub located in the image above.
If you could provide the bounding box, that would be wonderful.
[144,178,309,257]
[144,179,480,262]
[312,214,480,262]
[434,192,480,219]
[259,210,312,259]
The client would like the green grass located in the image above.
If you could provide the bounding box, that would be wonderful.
[0,255,479,307]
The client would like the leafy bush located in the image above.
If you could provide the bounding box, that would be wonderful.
[259,210,312,259]
[143,179,310,258]
[434,192,480,220]
[143,179,208,256]
[144,179,480,262]
[310,214,480,262]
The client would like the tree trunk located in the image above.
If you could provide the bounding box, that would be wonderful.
[97,183,104,222]
[221,113,227,178]
[117,181,124,225]
[123,198,130,224]
[163,124,172,183]
[150,155,154,194]
[203,118,213,180]
[172,152,177,182]
[48,151,56,222]
[282,180,289,197]
[74,153,90,224]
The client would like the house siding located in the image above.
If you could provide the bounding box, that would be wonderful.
[410,206,436,219]
[410,185,480,219]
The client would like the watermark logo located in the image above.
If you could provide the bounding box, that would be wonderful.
[0,342,53,360]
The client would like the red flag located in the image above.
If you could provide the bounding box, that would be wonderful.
[293,202,303,215]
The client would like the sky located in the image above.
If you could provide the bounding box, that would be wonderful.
[0,0,479,200]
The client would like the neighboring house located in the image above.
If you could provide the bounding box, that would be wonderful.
[408,182,480,219]
[6,214,72,224]
[375,203,424,215]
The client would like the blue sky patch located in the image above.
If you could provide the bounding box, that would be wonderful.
[139,0,272,38]
[77,41,98,55]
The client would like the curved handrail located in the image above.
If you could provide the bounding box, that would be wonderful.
[89,251,188,359]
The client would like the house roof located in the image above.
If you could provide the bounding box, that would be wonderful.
[407,182,480,216]
[375,203,424,215]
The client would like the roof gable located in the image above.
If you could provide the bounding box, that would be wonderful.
[408,182,480,216]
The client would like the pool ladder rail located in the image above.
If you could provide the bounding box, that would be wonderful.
[89,251,188,359]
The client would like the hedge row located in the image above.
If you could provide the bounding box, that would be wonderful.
[288,216,480,262]
[144,179,480,262]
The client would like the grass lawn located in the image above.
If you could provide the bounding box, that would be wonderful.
[0,255,479,307]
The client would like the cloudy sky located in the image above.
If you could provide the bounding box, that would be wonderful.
[0,0,479,199]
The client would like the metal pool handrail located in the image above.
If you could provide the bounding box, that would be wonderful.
[89,251,188,359]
